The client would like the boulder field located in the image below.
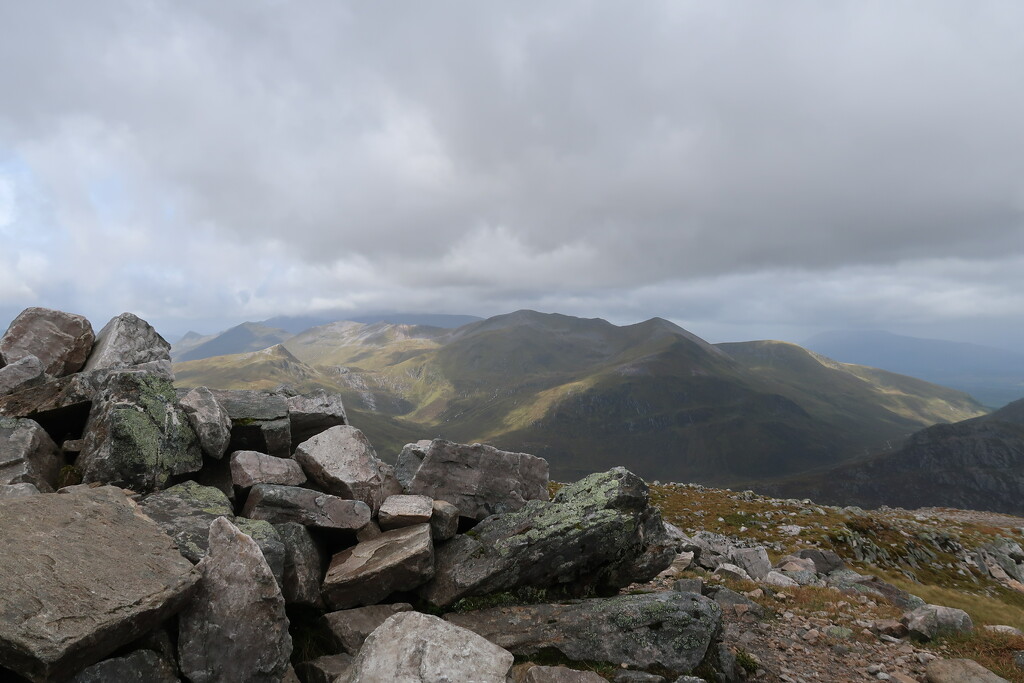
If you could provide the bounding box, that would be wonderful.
[0,307,728,682]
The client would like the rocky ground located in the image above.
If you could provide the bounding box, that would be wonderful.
[2,306,1023,683]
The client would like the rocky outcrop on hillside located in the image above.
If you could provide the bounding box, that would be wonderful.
[0,307,724,682]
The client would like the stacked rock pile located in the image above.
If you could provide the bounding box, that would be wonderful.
[0,307,733,682]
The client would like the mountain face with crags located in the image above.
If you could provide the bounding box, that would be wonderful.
[174,310,985,486]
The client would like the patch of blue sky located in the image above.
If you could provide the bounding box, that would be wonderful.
[0,153,68,250]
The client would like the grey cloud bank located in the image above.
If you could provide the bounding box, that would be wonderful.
[0,1,1022,347]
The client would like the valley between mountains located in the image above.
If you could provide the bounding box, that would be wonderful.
[173,310,1003,509]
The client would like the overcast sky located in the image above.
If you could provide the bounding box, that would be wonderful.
[1,1,1022,347]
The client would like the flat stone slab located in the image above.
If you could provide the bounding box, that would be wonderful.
[322,524,434,610]
[230,450,306,490]
[242,483,371,531]
[0,487,199,681]
[378,494,433,530]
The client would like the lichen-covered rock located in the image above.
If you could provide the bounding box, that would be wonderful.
[322,523,434,610]
[420,467,674,607]
[284,389,348,448]
[211,389,291,458]
[77,372,202,492]
[323,603,414,655]
[430,499,459,541]
[446,592,722,676]
[230,449,306,491]
[83,312,171,373]
[293,425,393,513]
[0,416,63,491]
[343,611,513,683]
[234,517,287,587]
[0,307,95,377]
[241,483,371,531]
[69,649,180,683]
[179,387,232,459]
[902,604,974,641]
[0,354,46,396]
[0,487,199,682]
[276,522,325,609]
[378,494,433,530]
[178,517,292,683]
[138,481,235,563]
[398,439,549,520]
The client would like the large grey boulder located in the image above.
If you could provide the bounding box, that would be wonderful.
[0,416,62,491]
[77,372,202,491]
[795,548,845,574]
[0,307,95,377]
[0,487,199,682]
[420,467,675,607]
[178,517,292,683]
[230,449,306,490]
[293,425,394,513]
[341,611,513,683]
[0,354,46,395]
[69,649,180,683]
[902,604,974,641]
[276,522,325,608]
[322,523,434,610]
[323,603,414,655]
[447,592,722,676]
[284,389,348,448]
[397,439,549,520]
[83,312,171,373]
[378,494,433,530]
[242,483,371,531]
[729,547,771,581]
[211,390,291,458]
[233,518,287,587]
[179,387,232,459]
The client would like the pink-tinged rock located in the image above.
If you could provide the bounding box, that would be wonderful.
[0,354,46,396]
[378,494,433,531]
[0,307,95,377]
[0,487,199,682]
[293,425,393,512]
[178,517,292,683]
[322,603,414,654]
[322,524,434,610]
[241,483,371,531]
[230,450,306,490]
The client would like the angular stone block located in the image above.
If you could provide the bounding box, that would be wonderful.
[0,487,199,681]
[241,483,371,531]
[0,416,62,492]
[378,494,433,531]
[322,524,434,610]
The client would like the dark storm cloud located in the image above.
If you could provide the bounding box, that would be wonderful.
[0,1,1022,343]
